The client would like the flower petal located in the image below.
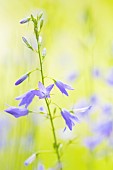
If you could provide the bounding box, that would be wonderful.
[73,106,91,114]
[55,81,68,96]
[5,106,28,118]
[61,109,79,130]
[35,82,54,99]
[38,82,46,93]
[16,90,35,108]
[63,83,74,90]
[46,84,54,93]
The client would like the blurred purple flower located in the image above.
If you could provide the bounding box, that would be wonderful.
[92,68,101,78]
[16,90,35,108]
[37,163,45,170]
[61,109,79,130]
[39,106,46,113]
[106,68,113,85]
[34,82,54,99]
[5,106,29,118]
[95,121,113,137]
[20,17,30,24]
[15,74,28,86]
[84,136,101,150]
[67,72,78,82]
[102,104,112,115]
[90,94,98,105]
[55,80,74,96]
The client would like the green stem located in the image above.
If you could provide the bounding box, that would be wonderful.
[45,98,62,165]
[37,34,62,169]
[35,30,44,84]
[38,43,44,84]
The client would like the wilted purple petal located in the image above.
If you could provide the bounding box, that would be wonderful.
[5,106,29,118]
[15,74,28,86]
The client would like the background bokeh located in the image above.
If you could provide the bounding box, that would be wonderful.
[1,0,113,169]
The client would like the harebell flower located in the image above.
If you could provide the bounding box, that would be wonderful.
[4,11,89,169]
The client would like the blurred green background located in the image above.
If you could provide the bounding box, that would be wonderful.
[1,0,113,169]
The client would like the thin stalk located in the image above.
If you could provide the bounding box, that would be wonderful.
[36,34,62,169]
[45,98,62,165]
[35,30,44,84]
[38,43,44,84]
[36,150,55,155]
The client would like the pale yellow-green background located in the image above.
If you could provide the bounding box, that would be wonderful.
[0,0,113,169]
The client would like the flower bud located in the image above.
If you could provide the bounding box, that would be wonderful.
[24,153,37,166]
[20,17,30,24]
[22,37,33,50]
[15,74,28,86]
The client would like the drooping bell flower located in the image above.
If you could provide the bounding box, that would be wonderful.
[55,80,74,96]
[5,106,29,118]
[16,90,36,108]
[61,109,79,130]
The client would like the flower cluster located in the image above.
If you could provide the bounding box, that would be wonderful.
[5,78,78,130]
